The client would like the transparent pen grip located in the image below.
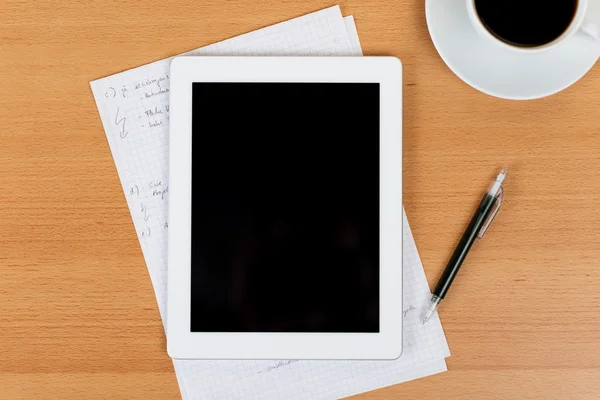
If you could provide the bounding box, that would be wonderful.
[477,187,503,239]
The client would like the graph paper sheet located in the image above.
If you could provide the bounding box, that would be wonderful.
[90,6,449,400]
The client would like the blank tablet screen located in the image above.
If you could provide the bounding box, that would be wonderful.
[191,83,380,333]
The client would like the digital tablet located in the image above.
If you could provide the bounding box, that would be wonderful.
[167,57,403,360]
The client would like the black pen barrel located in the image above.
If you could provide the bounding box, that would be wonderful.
[433,193,498,299]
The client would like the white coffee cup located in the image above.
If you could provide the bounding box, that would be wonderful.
[466,0,599,53]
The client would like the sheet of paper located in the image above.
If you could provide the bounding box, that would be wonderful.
[90,7,449,400]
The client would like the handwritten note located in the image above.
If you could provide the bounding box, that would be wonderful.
[90,8,449,400]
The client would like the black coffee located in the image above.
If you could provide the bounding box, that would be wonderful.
[474,0,578,47]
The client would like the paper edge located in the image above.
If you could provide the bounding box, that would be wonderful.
[343,16,363,56]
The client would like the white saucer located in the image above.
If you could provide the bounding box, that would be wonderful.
[426,0,600,100]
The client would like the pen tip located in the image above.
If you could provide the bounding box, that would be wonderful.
[494,168,508,186]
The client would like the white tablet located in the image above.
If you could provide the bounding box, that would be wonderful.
[167,57,403,360]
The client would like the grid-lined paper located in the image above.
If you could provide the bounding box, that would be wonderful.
[90,7,449,400]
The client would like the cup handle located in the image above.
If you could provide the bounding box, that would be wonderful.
[580,19,600,41]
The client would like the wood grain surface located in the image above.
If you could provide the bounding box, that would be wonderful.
[1,1,600,399]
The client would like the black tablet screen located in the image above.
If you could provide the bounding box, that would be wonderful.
[190,83,380,333]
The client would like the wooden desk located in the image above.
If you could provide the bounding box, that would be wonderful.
[1,1,600,398]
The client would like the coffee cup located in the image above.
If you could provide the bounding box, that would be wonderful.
[466,0,599,53]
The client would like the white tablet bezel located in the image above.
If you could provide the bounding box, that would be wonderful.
[167,56,403,360]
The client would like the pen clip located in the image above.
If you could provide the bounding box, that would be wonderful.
[477,186,503,240]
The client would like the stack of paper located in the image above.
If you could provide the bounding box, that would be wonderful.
[90,6,450,399]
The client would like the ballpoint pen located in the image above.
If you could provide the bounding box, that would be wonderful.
[422,168,508,324]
